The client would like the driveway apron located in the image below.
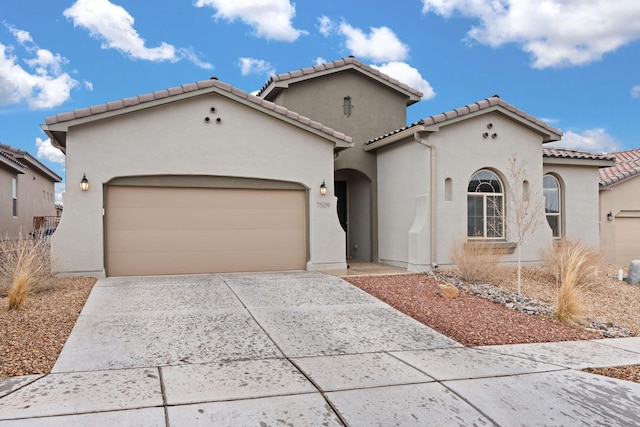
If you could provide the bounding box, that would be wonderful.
[1,272,640,426]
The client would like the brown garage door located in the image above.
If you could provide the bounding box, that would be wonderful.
[614,216,640,266]
[105,186,306,276]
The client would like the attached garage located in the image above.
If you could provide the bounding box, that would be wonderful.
[614,212,640,266]
[105,185,307,276]
[43,77,350,277]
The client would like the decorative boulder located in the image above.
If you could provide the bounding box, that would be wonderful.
[628,260,640,285]
[437,283,460,299]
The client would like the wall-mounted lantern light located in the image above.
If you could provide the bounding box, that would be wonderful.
[607,211,613,221]
[320,180,327,195]
[343,96,352,117]
[80,173,89,191]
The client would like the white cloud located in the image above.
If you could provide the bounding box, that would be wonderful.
[8,26,33,45]
[35,137,65,164]
[422,0,640,68]
[54,182,65,205]
[372,62,435,99]
[631,85,640,99]
[548,128,620,153]
[318,15,334,37]
[195,0,306,42]
[0,26,78,109]
[238,57,275,77]
[64,0,212,69]
[339,23,409,63]
[315,57,326,65]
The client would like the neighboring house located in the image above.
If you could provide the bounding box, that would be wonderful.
[42,57,613,277]
[599,148,640,266]
[0,143,62,239]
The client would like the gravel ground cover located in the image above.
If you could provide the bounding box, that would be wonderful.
[345,269,640,384]
[0,276,96,377]
[1,269,638,384]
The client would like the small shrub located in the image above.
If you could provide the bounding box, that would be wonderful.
[542,239,602,324]
[0,235,55,310]
[450,239,503,283]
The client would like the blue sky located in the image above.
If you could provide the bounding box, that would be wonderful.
[2,0,640,202]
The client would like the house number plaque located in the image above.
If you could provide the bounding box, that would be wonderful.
[316,202,332,209]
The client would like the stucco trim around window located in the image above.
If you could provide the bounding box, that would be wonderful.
[543,174,562,239]
[467,170,505,239]
[464,241,516,255]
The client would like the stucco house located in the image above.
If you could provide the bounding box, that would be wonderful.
[42,57,613,277]
[599,148,640,266]
[0,143,62,239]
[42,78,352,276]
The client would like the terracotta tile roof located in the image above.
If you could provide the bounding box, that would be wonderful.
[257,56,423,101]
[599,148,640,188]
[44,79,352,145]
[542,147,615,161]
[367,95,562,145]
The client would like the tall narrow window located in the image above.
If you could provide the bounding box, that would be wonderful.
[12,178,17,217]
[467,170,504,239]
[543,174,561,238]
[343,96,352,117]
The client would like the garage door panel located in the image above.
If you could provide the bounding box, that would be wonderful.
[108,229,305,253]
[108,207,304,231]
[106,186,306,276]
[109,187,301,209]
[108,249,302,276]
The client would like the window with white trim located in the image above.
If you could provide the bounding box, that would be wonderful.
[543,174,561,238]
[467,170,504,239]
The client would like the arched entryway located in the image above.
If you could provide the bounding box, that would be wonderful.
[334,169,372,261]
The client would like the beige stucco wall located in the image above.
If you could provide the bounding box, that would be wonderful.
[0,166,58,239]
[377,112,557,271]
[266,70,412,262]
[599,176,640,264]
[51,92,346,276]
[543,163,602,247]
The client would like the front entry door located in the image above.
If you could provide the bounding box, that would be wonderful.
[335,181,348,255]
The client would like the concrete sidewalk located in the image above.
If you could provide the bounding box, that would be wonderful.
[1,272,639,426]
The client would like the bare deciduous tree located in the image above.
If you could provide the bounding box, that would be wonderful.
[505,154,546,294]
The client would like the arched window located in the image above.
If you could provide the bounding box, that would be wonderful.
[467,170,504,239]
[543,174,561,238]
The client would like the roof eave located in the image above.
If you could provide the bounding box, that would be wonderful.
[543,157,615,167]
[364,124,431,152]
[42,83,353,152]
[0,155,28,174]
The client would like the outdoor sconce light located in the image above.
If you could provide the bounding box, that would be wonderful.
[320,181,327,195]
[80,173,89,191]
[343,96,352,117]
[607,211,613,221]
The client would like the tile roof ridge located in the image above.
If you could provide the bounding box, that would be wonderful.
[43,78,351,144]
[422,95,560,136]
[256,56,423,98]
[367,95,559,147]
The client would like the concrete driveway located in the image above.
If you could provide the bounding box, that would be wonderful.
[1,271,640,426]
